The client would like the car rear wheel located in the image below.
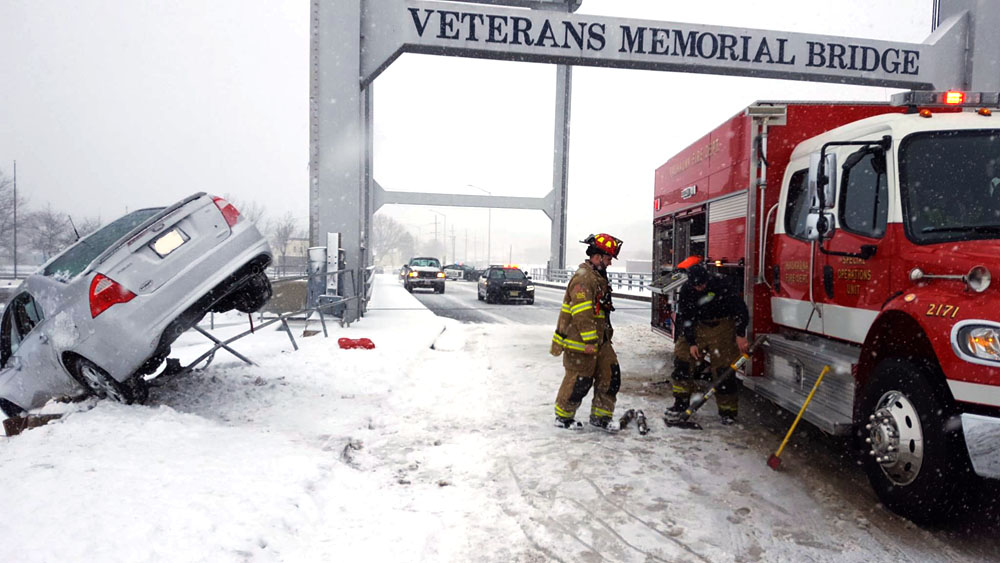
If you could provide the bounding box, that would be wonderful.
[69,357,136,405]
[0,398,26,418]
[233,273,272,313]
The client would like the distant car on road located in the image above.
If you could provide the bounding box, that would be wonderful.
[442,263,477,281]
[478,265,534,304]
[0,193,272,417]
[403,257,445,293]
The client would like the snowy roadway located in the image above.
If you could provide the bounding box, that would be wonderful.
[408,278,651,326]
[1,275,998,562]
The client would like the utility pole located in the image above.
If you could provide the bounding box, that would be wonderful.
[12,160,17,279]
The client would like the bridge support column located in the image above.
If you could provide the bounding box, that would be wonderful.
[549,63,571,272]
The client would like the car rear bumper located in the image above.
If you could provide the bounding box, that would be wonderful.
[961,413,1000,479]
[70,224,271,380]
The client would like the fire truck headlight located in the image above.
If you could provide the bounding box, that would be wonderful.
[959,326,1000,362]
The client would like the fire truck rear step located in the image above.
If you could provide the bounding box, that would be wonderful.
[742,332,859,436]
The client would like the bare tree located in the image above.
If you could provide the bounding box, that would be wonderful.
[26,203,74,261]
[267,212,298,276]
[223,193,267,226]
[0,169,29,265]
[372,214,416,266]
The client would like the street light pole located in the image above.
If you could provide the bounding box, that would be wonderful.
[467,184,491,266]
[12,160,17,279]
[428,209,447,264]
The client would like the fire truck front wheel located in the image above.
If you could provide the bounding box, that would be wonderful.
[857,358,972,524]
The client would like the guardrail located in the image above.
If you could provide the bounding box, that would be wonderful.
[529,268,653,293]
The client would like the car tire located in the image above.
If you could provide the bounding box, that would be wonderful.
[0,398,26,418]
[857,358,972,524]
[477,290,484,301]
[437,284,445,294]
[69,356,136,405]
[234,273,272,314]
[405,283,413,293]
[527,298,534,305]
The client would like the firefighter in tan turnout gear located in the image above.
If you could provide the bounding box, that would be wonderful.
[551,233,623,429]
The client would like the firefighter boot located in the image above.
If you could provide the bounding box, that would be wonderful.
[589,414,613,429]
[555,416,580,429]
[716,367,739,426]
[664,395,690,419]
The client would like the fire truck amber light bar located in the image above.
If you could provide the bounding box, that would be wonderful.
[960,326,1000,362]
[891,90,1000,108]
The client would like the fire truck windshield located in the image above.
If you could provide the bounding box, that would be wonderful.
[899,129,1000,244]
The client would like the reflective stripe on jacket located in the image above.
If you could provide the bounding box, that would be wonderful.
[550,262,608,356]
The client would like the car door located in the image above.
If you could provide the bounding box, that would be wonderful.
[817,143,892,344]
[0,292,75,410]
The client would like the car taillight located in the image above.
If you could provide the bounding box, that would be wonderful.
[90,274,136,318]
[212,196,241,227]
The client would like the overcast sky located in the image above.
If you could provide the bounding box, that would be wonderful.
[0,0,933,266]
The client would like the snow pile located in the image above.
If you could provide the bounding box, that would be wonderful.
[0,275,993,562]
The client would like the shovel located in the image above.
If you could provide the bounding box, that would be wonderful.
[767,365,831,470]
[665,335,767,430]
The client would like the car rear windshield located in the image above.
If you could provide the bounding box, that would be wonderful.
[43,207,164,280]
[410,258,441,268]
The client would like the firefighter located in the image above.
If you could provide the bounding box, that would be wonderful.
[551,233,623,429]
[665,262,749,425]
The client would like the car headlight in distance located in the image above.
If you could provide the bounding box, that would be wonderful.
[526,285,535,291]
[959,325,1000,362]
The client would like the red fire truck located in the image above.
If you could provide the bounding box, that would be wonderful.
[651,91,1000,522]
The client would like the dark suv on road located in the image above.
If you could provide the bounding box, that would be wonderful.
[403,257,446,293]
[478,265,534,304]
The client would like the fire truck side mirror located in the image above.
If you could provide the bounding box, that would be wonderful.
[804,211,836,241]
[808,152,838,210]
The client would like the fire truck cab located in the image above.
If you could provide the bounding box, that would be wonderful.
[652,91,1000,522]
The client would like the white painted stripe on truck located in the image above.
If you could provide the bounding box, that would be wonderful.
[822,302,879,344]
[949,380,1000,408]
[771,297,877,343]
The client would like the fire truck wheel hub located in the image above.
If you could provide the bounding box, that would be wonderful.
[868,391,924,486]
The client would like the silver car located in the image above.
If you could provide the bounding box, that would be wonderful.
[0,193,272,416]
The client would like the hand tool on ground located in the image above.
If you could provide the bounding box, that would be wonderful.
[665,334,767,430]
[767,365,830,470]
[618,409,636,430]
[636,410,649,435]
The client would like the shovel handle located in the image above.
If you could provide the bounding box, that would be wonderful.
[773,365,831,459]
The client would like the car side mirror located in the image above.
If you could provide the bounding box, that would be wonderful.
[808,151,837,210]
[804,211,836,241]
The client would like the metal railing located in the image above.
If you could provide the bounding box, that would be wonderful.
[530,268,653,293]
